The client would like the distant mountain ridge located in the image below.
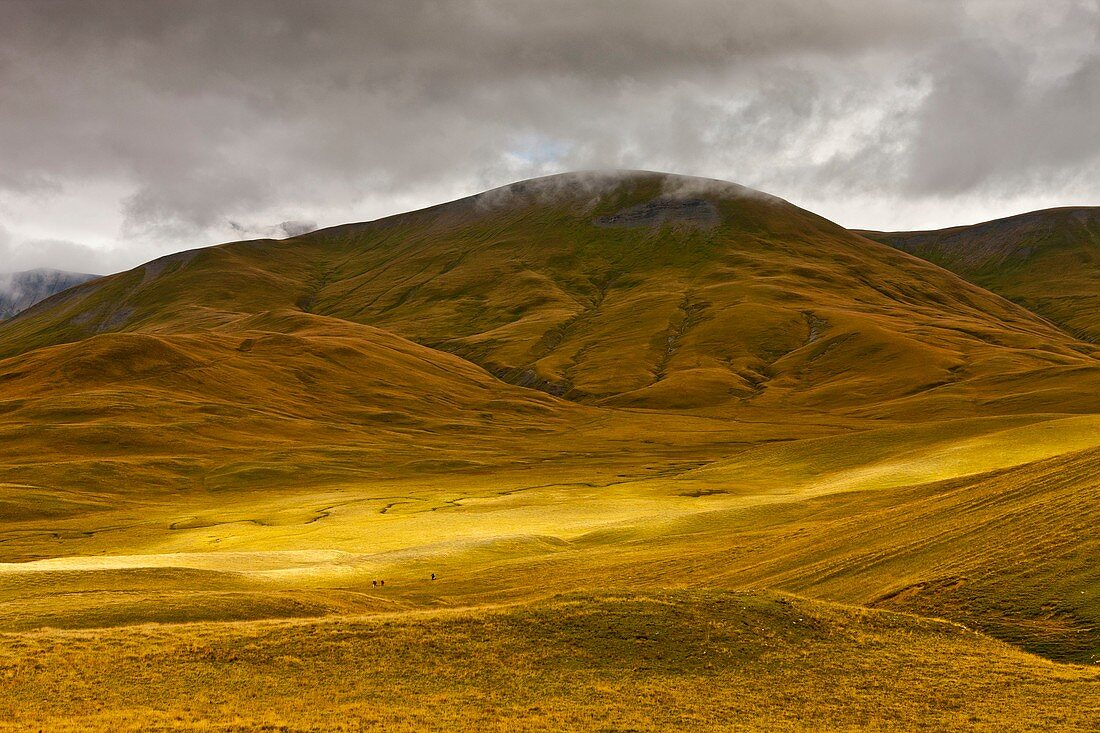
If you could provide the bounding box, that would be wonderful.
[860,207,1100,342]
[0,268,99,320]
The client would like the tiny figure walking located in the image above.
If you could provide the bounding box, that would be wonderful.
[431,573,437,581]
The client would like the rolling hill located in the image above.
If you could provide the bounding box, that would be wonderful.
[3,173,1096,417]
[3,172,1097,518]
[3,591,1097,732]
[861,207,1100,342]
[0,171,1097,730]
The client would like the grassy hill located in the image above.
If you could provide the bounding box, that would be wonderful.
[2,591,1097,732]
[2,174,1096,435]
[861,207,1100,342]
[0,171,1096,730]
[2,173,1096,527]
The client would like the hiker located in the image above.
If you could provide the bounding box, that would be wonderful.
[380,580,385,587]
[431,573,437,581]
[372,580,377,588]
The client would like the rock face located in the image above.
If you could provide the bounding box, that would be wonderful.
[0,269,99,319]
[594,198,721,229]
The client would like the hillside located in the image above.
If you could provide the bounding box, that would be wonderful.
[0,171,1097,728]
[3,172,1098,518]
[2,591,1097,732]
[0,268,98,320]
[861,207,1100,342]
[3,173,1096,418]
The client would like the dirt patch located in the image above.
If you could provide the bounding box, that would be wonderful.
[679,489,730,498]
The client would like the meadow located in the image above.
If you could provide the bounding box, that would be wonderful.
[3,592,1097,732]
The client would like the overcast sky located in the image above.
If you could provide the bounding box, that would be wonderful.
[1,0,1097,274]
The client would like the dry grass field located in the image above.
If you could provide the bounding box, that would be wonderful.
[0,172,1096,730]
[2,592,1097,732]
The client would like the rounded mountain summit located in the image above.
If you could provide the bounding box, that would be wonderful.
[1,170,1095,417]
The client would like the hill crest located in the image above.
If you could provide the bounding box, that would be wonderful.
[1,171,1095,420]
[861,206,1100,342]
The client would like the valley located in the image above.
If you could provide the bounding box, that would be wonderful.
[0,172,1096,731]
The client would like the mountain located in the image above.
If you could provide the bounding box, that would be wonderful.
[0,171,1098,696]
[3,170,1098,515]
[0,268,99,319]
[860,207,1100,342]
[2,172,1095,419]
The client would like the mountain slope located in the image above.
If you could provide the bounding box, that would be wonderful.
[0,268,99,319]
[0,171,1097,670]
[0,308,624,508]
[860,207,1100,342]
[2,173,1096,420]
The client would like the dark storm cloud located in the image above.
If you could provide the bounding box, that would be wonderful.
[0,0,1095,272]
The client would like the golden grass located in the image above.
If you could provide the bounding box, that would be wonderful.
[0,172,1097,730]
[1,413,1096,665]
[1,591,1097,732]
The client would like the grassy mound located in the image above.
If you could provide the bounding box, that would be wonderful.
[1,591,1096,732]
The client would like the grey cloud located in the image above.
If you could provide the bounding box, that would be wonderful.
[904,37,1100,195]
[0,0,1095,273]
[0,226,16,297]
[0,272,17,302]
[0,231,163,275]
[277,220,318,238]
